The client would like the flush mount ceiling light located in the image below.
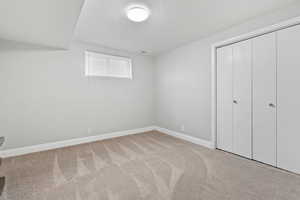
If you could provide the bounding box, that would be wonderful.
[126,4,150,22]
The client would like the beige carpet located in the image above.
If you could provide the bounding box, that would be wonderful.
[0,131,299,200]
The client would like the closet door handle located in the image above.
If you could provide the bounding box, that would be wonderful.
[233,100,238,104]
[269,103,276,108]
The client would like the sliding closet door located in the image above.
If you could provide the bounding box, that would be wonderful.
[252,33,277,166]
[277,25,300,174]
[232,40,252,159]
[217,46,233,152]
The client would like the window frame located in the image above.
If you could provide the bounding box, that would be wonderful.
[85,50,133,79]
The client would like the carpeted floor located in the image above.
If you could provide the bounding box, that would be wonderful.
[0,131,299,200]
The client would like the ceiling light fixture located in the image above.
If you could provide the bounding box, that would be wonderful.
[126,4,150,22]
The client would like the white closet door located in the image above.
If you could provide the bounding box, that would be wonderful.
[252,33,277,166]
[277,25,300,174]
[232,40,252,159]
[217,46,233,153]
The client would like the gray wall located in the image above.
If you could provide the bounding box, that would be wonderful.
[154,3,300,141]
[0,41,155,150]
[2,3,300,150]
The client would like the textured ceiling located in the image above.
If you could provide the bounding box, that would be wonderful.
[0,0,298,52]
[0,0,84,48]
[74,0,298,54]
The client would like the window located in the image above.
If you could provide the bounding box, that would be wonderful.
[85,51,132,79]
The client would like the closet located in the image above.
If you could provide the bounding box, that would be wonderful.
[217,40,252,159]
[216,24,300,174]
[232,40,252,159]
[252,33,277,166]
[277,25,300,174]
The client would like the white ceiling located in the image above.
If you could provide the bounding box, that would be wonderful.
[75,0,298,54]
[0,0,298,53]
[0,0,84,48]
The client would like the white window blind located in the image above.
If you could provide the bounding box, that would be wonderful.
[85,51,132,79]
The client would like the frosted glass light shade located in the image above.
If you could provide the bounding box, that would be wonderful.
[126,5,150,22]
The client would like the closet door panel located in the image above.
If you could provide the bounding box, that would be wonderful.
[232,40,252,159]
[217,46,233,152]
[252,33,277,166]
[277,25,300,174]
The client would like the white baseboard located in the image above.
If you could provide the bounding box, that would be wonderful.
[0,126,213,158]
[154,126,214,149]
[0,126,156,158]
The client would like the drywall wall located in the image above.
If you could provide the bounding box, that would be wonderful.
[2,2,300,151]
[0,41,155,150]
[154,2,300,141]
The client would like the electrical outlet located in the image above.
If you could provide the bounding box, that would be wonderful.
[180,125,185,132]
[0,137,4,147]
